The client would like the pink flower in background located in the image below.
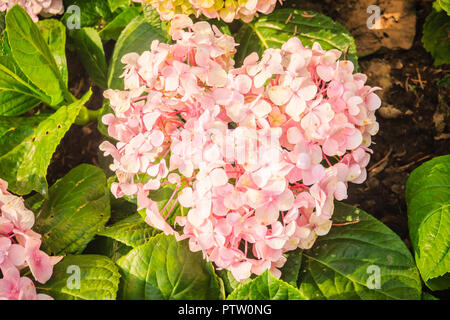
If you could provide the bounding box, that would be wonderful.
[100,15,381,282]
[0,1,64,22]
[135,0,282,22]
[0,179,62,300]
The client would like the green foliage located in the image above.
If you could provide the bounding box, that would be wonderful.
[0,91,91,196]
[422,292,439,300]
[108,0,134,13]
[116,234,224,300]
[99,7,141,41]
[6,5,68,106]
[0,114,48,152]
[280,248,302,287]
[227,270,305,300]
[235,9,359,70]
[298,202,422,300]
[62,0,113,28]
[71,27,108,88]
[33,163,110,255]
[37,255,121,300]
[217,269,251,295]
[437,74,450,87]
[0,55,47,116]
[422,9,450,66]
[37,19,68,86]
[99,213,160,247]
[406,155,450,290]
[434,0,450,15]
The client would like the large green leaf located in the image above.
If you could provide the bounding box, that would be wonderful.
[298,202,422,300]
[235,9,359,70]
[71,27,108,88]
[37,255,120,300]
[227,270,305,300]
[99,213,159,247]
[0,114,48,152]
[33,164,110,255]
[422,10,450,66]
[0,91,92,196]
[280,248,302,287]
[6,5,67,106]
[99,6,141,42]
[0,55,45,116]
[37,19,68,86]
[406,155,450,290]
[107,15,168,90]
[116,233,224,300]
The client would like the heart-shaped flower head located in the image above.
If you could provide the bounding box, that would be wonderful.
[100,15,381,282]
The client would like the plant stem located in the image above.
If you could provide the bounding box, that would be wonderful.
[75,106,101,125]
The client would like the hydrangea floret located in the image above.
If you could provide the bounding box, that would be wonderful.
[134,0,282,22]
[0,0,64,22]
[0,179,62,300]
[100,15,381,282]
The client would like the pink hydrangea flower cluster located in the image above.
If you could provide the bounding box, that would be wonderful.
[0,179,62,300]
[100,16,381,282]
[0,0,64,22]
[133,0,281,22]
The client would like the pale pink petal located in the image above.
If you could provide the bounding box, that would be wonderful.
[267,86,292,106]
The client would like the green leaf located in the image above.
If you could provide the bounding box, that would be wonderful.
[280,248,302,287]
[0,90,92,196]
[37,254,120,300]
[99,213,160,247]
[438,74,450,87]
[107,15,167,90]
[216,269,251,295]
[406,155,450,290]
[100,7,140,42]
[434,0,450,15]
[0,55,46,116]
[71,27,108,88]
[33,163,110,255]
[108,0,133,13]
[422,10,450,66]
[6,5,67,106]
[298,202,422,300]
[422,292,439,300]
[0,114,48,152]
[83,235,132,262]
[62,0,113,28]
[116,234,223,300]
[227,270,306,300]
[37,19,68,86]
[235,9,359,70]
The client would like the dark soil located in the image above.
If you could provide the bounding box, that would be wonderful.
[46,0,449,298]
